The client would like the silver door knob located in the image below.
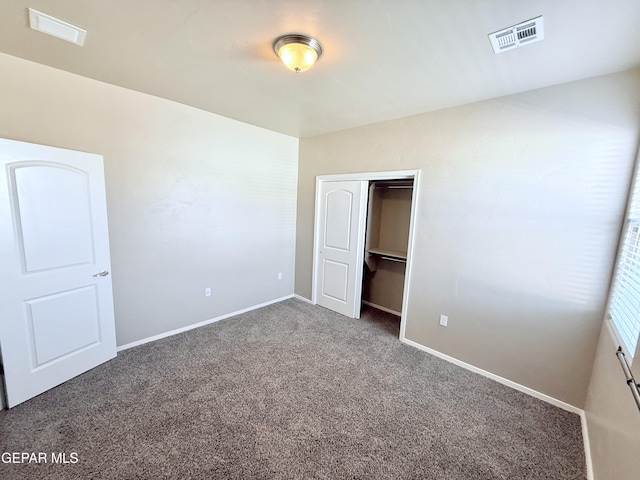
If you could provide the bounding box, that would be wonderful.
[93,270,110,277]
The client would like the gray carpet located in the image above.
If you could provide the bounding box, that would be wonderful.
[0,299,585,479]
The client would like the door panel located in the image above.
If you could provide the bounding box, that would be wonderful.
[324,190,353,250]
[27,286,100,367]
[322,259,349,301]
[14,165,94,272]
[0,138,116,408]
[314,180,367,318]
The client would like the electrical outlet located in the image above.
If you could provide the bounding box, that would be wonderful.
[277,272,283,280]
[205,287,211,297]
[439,314,448,327]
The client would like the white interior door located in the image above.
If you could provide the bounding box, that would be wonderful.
[0,138,116,408]
[314,180,368,318]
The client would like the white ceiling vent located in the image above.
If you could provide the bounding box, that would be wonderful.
[488,16,544,54]
[28,8,87,46]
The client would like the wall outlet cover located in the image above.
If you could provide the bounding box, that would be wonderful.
[439,314,448,327]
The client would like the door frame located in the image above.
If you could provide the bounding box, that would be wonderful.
[312,169,420,340]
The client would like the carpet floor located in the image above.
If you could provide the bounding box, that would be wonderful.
[0,299,586,479]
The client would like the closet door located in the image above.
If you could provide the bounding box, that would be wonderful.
[314,180,368,318]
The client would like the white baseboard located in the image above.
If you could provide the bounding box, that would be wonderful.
[117,294,294,352]
[579,410,595,480]
[293,294,313,304]
[401,338,582,414]
[362,300,401,317]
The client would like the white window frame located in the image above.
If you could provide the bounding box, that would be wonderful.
[607,152,640,363]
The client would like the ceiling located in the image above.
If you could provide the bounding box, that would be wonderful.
[1,0,639,138]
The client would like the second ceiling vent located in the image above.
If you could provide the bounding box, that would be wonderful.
[488,16,544,54]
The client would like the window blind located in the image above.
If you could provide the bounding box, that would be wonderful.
[609,176,640,359]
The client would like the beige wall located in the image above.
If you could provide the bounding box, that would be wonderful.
[585,323,640,479]
[0,53,299,346]
[296,69,640,407]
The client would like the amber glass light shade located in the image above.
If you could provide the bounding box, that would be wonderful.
[273,34,322,73]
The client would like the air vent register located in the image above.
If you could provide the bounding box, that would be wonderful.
[488,16,544,54]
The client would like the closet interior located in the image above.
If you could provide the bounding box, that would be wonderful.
[362,179,414,317]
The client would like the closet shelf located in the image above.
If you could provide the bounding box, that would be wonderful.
[367,248,407,261]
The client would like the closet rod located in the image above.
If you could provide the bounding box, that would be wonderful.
[374,185,413,189]
[615,347,640,413]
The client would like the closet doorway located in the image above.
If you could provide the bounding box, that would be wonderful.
[363,179,413,317]
[312,170,419,340]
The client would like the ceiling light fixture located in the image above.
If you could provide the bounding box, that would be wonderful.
[273,34,322,73]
